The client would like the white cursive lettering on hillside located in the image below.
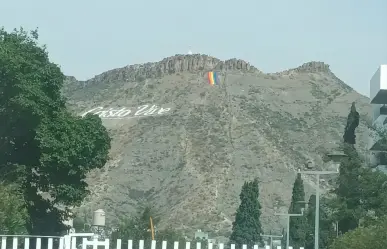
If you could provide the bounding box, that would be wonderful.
[80,105,171,119]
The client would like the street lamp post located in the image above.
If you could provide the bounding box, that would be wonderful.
[274,210,304,249]
[260,233,283,249]
[298,169,339,249]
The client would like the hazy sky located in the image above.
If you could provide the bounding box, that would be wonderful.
[1,0,386,96]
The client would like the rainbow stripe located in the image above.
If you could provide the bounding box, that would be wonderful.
[207,71,219,85]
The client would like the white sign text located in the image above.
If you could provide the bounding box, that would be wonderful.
[81,105,171,119]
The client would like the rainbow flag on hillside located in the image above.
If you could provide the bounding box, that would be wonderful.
[207,71,219,85]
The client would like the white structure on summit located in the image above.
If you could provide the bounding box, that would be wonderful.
[187,50,193,55]
[368,65,387,173]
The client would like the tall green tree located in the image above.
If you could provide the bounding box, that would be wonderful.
[329,103,387,236]
[229,178,263,248]
[0,183,28,234]
[304,195,335,249]
[332,103,364,234]
[334,145,363,234]
[0,27,111,235]
[288,173,307,248]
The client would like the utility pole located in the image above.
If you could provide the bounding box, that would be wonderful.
[260,233,283,249]
[298,169,339,249]
[274,210,304,249]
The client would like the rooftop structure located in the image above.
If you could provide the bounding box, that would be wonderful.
[369,65,387,172]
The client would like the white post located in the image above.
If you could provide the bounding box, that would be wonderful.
[25,238,30,249]
[116,239,122,249]
[64,235,71,249]
[47,238,53,249]
[92,237,98,249]
[82,238,87,249]
[315,174,320,249]
[71,237,76,249]
[12,237,18,249]
[286,216,290,249]
[1,237,6,249]
[36,238,41,249]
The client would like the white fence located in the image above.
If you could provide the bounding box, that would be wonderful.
[0,235,304,249]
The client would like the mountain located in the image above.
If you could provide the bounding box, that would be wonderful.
[62,54,370,241]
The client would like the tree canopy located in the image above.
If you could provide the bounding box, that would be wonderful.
[288,173,307,249]
[0,27,111,235]
[323,103,387,248]
[229,178,263,248]
[0,183,28,234]
[329,216,387,249]
[111,206,186,249]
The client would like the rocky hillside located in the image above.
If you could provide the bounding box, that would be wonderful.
[62,54,370,241]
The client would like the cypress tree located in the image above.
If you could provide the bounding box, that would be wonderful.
[335,103,363,234]
[305,195,316,249]
[335,145,363,233]
[288,173,307,248]
[229,178,263,248]
[333,103,387,234]
[305,195,335,249]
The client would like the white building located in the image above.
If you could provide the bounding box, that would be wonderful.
[368,65,387,172]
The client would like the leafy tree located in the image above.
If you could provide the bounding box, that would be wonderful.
[326,103,387,240]
[111,207,186,249]
[333,137,387,234]
[0,183,28,234]
[72,210,91,233]
[329,215,387,249]
[229,178,263,248]
[357,168,387,221]
[288,173,307,248]
[157,227,187,249]
[334,145,364,233]
[332,103,369,234]
[304,195,335,249]
[0,27,111,235]
[113,207,159,242]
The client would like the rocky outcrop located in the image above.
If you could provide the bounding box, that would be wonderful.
[74,55,260,87]
[294,61,331,73]
[65,56,338,91]
[274,61,331,76]
[215,58,260,72]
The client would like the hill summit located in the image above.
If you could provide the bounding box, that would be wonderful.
[63,54,369,240]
